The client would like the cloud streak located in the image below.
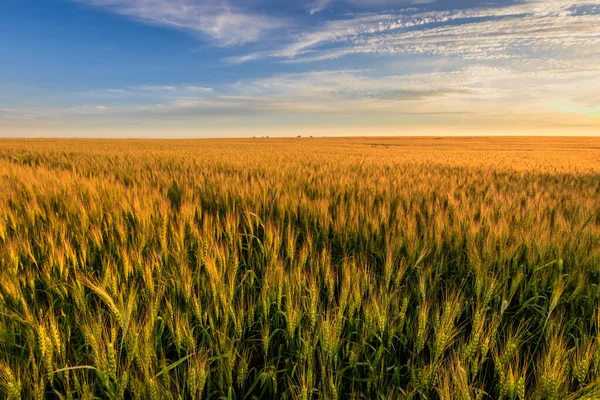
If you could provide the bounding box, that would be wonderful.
[77,0,285,45]
[230,0,600,63]
[85,84,215,98]
[308,0,333,14]
[8,61,599,124]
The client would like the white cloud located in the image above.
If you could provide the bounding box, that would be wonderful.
[0,108,57,120]
[135,85,176,91]
[308,0,334,14]
[76,0,600,67]
[233,0,600,62]
[308,0,434,14]
[85,84,215,98]
[185,86,214,92]
[4,62,599,134]
[77,0,285,45]
[30,60,597,124]
[66,105,109,115]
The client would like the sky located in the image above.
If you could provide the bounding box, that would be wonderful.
[1,0,599,137]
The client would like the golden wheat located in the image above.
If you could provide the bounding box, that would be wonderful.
[0,137,599,398]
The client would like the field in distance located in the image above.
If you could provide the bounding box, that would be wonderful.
[0,137,599,399]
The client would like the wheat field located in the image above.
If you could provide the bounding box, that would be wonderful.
[0,137,599,399]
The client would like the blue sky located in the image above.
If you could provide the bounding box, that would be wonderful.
[1,0,599,137]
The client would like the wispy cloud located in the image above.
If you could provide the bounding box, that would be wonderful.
[85,84,214,98]
[308,0,435,14]
[231,0,600,63]
[76,0,600,66]
[185,86,214,92]
[134,85,176,91]
[12,60,598,124]
[77,0,285,45]
[0,108,57,120]
[308,0,334,14]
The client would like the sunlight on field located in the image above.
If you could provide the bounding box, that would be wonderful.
[0,137,599,399]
